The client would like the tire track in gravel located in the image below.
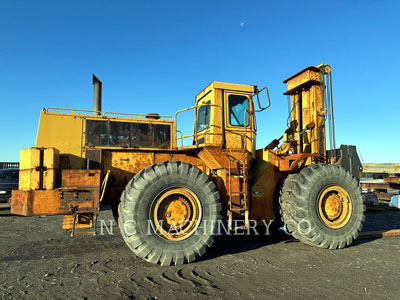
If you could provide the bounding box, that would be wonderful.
[138,267,223,292]
[145,276,162,287]
[190,269,220,290]
[129,274,145,288]
[175,269,201,287]
[160,270,181,285]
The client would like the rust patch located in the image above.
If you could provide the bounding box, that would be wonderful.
[62,170,101,187]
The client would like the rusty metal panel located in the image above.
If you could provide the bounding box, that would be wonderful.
[62,214,93,230]
[197,147,247,170]
[278,153,319,171]
[10,190,60,216]
[251,152,282,222]
[198,148,223,169]
[110,152,153,174]
[10,188,100,216]
[103,151,153,192]
[374,192,395,201]
[154,152,205,172]
[384,176,400,183]
[360,182,400,190]
[61,170,101,187]
[58,187,100,212]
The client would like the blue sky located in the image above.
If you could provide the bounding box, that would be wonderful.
[0,0,399,163]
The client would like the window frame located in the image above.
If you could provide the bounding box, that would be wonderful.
[196,100,211,133]
[226,93,251,128]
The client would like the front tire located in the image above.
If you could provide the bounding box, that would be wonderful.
[280,164,364,249]
[118,161,221,266]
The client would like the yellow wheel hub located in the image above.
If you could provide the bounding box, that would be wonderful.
[151,188,202,241]
[318,185,352,229]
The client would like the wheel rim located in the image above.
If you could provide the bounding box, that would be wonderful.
[317,185,352,229]
[150,187,202,241]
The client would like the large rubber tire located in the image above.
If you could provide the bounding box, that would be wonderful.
[118,161,221,266]
[280,164,364,249]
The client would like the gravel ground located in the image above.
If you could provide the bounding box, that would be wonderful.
[0,207,399,300]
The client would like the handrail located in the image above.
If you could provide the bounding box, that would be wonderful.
[174,103,221,122]
[244,109,254,151]
[175,103,223,147]
[46,107,102,115]
[104,111,173,119]
[176,130,184,147]
[45,107,173,120]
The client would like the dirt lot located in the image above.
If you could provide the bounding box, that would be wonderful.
[0,207,399,300]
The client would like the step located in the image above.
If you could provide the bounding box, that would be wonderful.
[230,191,247,195]
[231,174,245,178]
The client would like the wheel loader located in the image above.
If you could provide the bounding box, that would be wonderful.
[10,64,364,266]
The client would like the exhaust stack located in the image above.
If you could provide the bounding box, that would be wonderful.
[92,74,102,115]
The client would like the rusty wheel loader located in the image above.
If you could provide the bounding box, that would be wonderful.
[10,64,364,266]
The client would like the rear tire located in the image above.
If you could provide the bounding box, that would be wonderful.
[118,161,221,266]
[280,164,364,249]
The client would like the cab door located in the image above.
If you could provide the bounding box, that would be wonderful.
[223,91,255,153]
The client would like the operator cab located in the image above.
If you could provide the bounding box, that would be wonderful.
[193,81,257,154]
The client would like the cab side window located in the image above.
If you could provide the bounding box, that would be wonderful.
[197,100,211,132]
[228,95,249,126]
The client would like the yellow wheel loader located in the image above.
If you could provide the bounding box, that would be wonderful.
[10,64,364,265]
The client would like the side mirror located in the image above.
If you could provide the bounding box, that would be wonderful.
[253,87,271,112]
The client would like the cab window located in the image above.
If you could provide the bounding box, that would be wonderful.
[228,95,249,126]
[196,101,211,132]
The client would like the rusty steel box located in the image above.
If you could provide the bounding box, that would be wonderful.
[62,214,94,230]
[10,190,60,216]
[61,169,101,187]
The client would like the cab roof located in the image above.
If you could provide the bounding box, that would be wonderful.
[195,81,256,101]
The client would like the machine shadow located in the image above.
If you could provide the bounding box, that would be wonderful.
[199,229,294,262]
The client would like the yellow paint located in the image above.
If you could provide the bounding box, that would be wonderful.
[193,81,256,154]
[283,65,327,162]
[36,111,84,169]
[19,147,41,170]
[15,65,331,225]
[43,148,60,169]
[318,185,352,229]
[19,169,40,191]
[36,110,174,169]
[151,187,202,241]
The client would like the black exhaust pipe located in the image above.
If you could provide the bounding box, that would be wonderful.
[93,74,102,115]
